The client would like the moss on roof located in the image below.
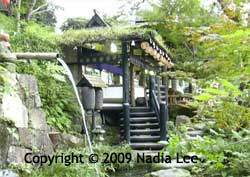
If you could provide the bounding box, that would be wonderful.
[57,26,171,54]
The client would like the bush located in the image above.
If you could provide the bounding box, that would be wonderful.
[10,22,59,52]
[16,61,80,133]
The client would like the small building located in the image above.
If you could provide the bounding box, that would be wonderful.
[59,11,172,150]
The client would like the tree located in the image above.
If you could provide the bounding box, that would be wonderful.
[13,0,62,30]
[61,17,89,31]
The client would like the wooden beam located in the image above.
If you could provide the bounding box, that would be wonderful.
[15,53,59,60]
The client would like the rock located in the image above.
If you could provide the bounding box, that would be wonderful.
[193,123,206,130]
[146,168,191,177]
[17,128,54,155]
[201,34,222,41]
[187,130,203,137]
[153,159,196,170]
[48,133,85,150]
[0,62,16,73]
[0,121,10,166]
[29,108,49,131]
[0,72,18,90]
[1,94,28,128]
[0,169,19,177]
[0,42,16,62]
[48,132,61,150]
[17,74,42,108]
[60,134,85,149]
[7,146,31,164]
[176,115,190,127]
[136,97,146,107]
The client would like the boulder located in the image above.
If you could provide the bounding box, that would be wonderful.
[7,146,31,164]
[187,130,203,137]
[1,94,28,128]
[176,115,190,127]
[0,169,19,177]
[17,74,42,109]
[153,159,196,170]
[48,133,85,150]
[0,122,10,166]
[146,169,191,177]
[0,42,16,62]
[49,132,85,149]
[17,128,54,155]
[60,134,85,148]
[29,108,49,131]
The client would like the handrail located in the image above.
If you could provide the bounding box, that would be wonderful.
[151,90,160,120]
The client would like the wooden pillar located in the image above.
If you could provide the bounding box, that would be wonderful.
[123,103,130,142]
[189,81,193,93]
[122,42,129,104]
[172,77,177,104]
[162,66,169,104]
[130,63,135,107]
[160,102,168,141]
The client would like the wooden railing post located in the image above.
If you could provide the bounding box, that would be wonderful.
[150,76,156,109]
[160,102,168,141]
[156,76,161,103]
[123,103,130,143]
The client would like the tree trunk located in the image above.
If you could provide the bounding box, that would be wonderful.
[25,0,37,21]
[16,0,22,32]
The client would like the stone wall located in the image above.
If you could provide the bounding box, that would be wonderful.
[0,70,54,167]
[0,42,84,169]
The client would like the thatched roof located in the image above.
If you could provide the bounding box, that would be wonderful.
[57,27,170,54]
[77,74,107,88]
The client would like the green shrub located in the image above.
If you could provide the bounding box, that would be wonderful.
[10,22,58,52]
[16,61,80,133]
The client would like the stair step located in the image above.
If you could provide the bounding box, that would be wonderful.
[130,107,150,112]
[131,143,164,150]
[130,135,160,142]
[120,129,160,136]
[130,112,156,117]
[120,123,159,129]
[134,150,162,157]
[120,117,158,123]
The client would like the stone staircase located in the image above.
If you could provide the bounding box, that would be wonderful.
[120,107,164,150]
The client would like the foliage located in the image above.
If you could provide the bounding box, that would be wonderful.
[16,61,80,133]
[10,21,58,52]
[191,78,250,132]
[165,126,250,177]
[16,145,133,177]
[0,13,16,33]
[61,17,89,31]
[57,26,168,52]
[12,0,59,26]
[0,14,58,52]
[194,27,250,79]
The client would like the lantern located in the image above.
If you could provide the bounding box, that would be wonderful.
[141,42,149,49]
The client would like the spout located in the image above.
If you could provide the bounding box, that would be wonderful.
[14,52,59,60]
